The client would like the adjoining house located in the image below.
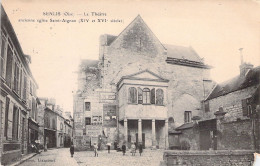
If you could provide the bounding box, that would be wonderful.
[0,5,40,165]
[37,98,74,149]
[73,15,214,150]
[176,61,260,151]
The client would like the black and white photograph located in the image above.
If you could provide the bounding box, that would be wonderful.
[0,0,260,165]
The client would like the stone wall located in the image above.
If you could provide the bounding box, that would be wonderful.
[217,119,255,150]
[163,150,254,166]
[178,126,200,150]
[203,85,258,122]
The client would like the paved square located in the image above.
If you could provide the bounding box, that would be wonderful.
[74,149,164,166]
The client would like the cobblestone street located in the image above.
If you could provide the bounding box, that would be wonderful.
[74,149,164,166]
[18,148,164,166]
[19,148,78,166]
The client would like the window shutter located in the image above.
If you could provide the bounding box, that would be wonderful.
[241,99,248,116]
[138,88,143,104]
[151,88,155,104]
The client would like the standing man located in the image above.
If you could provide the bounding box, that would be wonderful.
[93,143,98,157]
[139,143,143,156]
[107,142,111,153]
[122,143,126,156]
[70,144,74,157]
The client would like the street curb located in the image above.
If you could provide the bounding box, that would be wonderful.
[9,153,38,166]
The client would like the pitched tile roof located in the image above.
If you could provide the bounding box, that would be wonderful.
[164,44,202,63]
[206,66,260,100]
[175,122,195,130]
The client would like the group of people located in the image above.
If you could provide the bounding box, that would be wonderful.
[69,142,144,158]
[122,142,143,156]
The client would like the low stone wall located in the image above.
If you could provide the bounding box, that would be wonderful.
[162,150,255,166]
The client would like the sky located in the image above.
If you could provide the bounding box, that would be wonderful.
[2,0,260,114]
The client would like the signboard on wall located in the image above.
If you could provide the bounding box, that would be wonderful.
[100,92,116,103]
[103,104,117,127]
[86,125,102,137]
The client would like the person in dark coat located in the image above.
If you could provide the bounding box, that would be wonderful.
[122,144,126,156]
[70,145,74,157]
[139,143,143,156]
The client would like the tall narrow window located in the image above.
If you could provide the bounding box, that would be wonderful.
[138,88,143,104]
[156,89,164,105]
[151,88,155,104]
[143,88,150,104]
[247,105,252,117]
[14,62,20,94]
[4,97,10,138]
[5,46,13,87]
[184,111,192,123]
[20,70,23,96]
[12,106,19,140]
[85,102,91,111]
[30,80,32,94]
[23,74,27,101]
[0,38,6,78]
[52,118,56,129]
[204,101,210,112]
[128,87,137,104]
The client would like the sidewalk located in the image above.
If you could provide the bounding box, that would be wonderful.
[8,153,38,166]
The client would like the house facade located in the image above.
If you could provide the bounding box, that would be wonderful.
[175,62,260,151]
[200,63,260,150]
[38,98,73,149]
[73,15,214,150]
[0,5,39,165]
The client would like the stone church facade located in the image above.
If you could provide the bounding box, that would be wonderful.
[73,15,214,150]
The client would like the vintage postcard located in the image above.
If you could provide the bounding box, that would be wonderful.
[1,0,260,165]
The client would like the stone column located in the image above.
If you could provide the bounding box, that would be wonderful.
[165,119,169,149]
[124,118,128,144]
[152,119,156,148]
[138,119,142,144]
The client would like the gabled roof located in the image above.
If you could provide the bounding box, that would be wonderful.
[206,66,260,101]
[122,69,168,81]
[117,69,169,87]
[109,15,166,50]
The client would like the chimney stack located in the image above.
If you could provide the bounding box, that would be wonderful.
[238,48,253,77]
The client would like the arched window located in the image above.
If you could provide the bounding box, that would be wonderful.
[128,87,137,103]
[143,88,150,104]
[156,89,164,105]
[151,88,155,104]
[138,88,143,104]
